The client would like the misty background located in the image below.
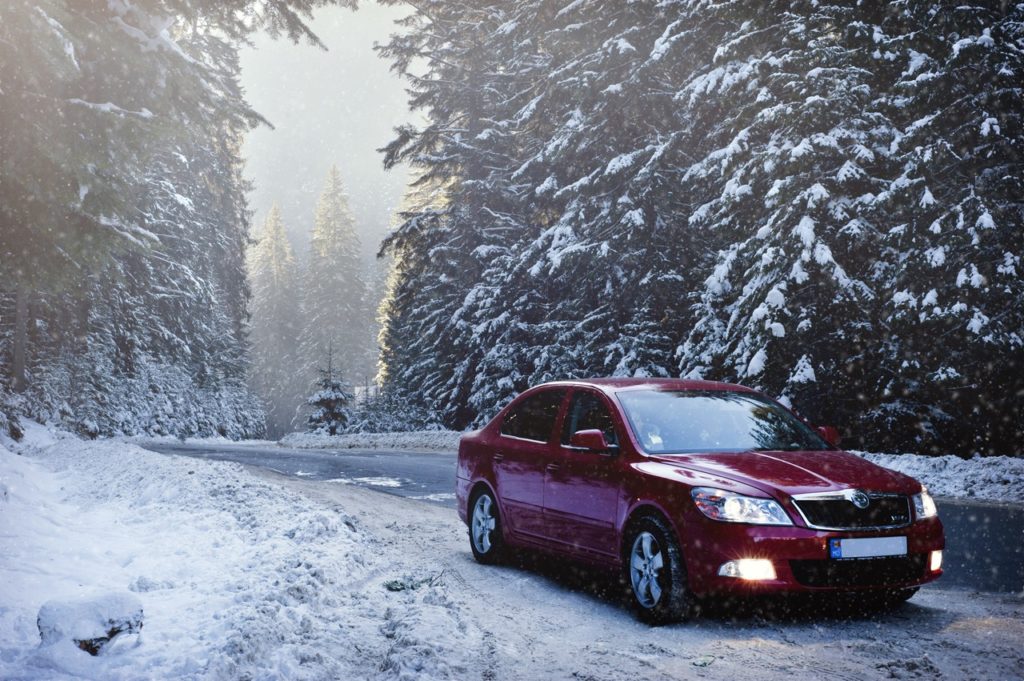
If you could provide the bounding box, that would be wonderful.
[241,3,410,267]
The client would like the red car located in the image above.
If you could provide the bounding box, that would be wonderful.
[456,378,944,622]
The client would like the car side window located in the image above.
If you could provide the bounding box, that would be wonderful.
[500,389,566,442]
[561,391,618,446]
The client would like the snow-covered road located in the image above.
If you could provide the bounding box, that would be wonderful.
[2,431,1022,680]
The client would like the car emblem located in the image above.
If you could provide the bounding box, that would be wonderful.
[850,490,870,509]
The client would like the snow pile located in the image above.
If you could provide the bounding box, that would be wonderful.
[37,593,143,648]
[0,427,479,679]
[281,429,463,452]
[856,452,1024,504]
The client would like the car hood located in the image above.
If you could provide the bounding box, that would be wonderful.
[647,449,921,497]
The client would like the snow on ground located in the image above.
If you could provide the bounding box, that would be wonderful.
[3,425,1023,680]
[280,430,463,452]
[279,429,1024,504]
[0,427,475,680]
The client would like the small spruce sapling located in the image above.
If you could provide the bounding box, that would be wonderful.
[306,346,353,436]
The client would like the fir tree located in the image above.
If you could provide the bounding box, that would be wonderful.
[248,205,305,437]
[375,0,1024,454]
[306,345,353,435]
[0,0,355,437]
[298,167,369,390]
[867,2,1024,454]
[678,3,897,432]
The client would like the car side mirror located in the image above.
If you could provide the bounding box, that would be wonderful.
[816,425,841,448]
[569,429,618,455]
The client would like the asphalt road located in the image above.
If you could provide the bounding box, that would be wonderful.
[141,441,458,505]
[141,441,1023,593]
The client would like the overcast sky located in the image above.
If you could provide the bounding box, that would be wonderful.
[239,3,412,264]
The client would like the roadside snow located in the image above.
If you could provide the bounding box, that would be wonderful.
[2,426,1023,680]
[280,430,463,452]
[0,428,475,680]
[855,451,1024,504]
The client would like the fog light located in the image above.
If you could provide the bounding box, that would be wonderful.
[930,550,943,572]
[718,559,777,581]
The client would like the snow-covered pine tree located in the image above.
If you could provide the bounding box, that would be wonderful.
[377,1,553,427]
[306,345,353,435]
[867,2,1024,454]
[249,205,306,437]
[1,0,351,437]
[461,0,705,421]
[677,2,901,435]
[376,0,1023,453]
[298,166,369,395]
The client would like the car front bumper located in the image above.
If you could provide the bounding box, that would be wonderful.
[683,516,945,596]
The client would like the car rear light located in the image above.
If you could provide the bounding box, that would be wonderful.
[930,550,943,572]
[718,559,777,581]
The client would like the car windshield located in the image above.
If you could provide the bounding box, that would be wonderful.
[617,390,830,454]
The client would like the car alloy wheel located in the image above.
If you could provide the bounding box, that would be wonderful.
[469,490,504,564]
[630,531,664,608]
[624,515,695,623]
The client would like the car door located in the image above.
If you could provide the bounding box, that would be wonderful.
[493,388,566,540]
[543,388,623,558]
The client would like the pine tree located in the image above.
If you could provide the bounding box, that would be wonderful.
[676,3,900,434]
[374,0,1024,454]
[298,167,369,392]
[306,345,353,435]
[248,205,305,437]
[867,2,1024,454]
[0,0,355,437]
[376,1,558,426]
[461,0,700,418]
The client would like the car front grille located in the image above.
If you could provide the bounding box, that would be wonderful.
[793,494,912,530]
[790,554,927,588]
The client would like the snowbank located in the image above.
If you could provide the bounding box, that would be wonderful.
[2,426,1023,680]
[855,452,1024,505]
[0,427,476,679]
[280,429,464,452]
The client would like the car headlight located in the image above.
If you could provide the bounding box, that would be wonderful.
[912,488,938,519]
[691,487,792,526]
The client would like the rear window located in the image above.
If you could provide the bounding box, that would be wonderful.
[500,390,565,442]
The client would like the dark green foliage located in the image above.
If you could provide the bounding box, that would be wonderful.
[306,349,353,436]
[377,0,1024,455]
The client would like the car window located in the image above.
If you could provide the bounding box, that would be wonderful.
[500,389,565,442]
[561,390,618,446]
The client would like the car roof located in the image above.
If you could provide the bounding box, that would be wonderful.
[536,377,757,395]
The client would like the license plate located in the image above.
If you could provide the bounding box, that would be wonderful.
[829,536,907,559]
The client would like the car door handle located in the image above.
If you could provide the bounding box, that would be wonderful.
[545,463,560,473]
[493,452,505,463]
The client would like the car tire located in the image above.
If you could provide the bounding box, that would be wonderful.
[469,489,505,564]
[624,515,695,624]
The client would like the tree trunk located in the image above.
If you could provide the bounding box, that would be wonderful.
[12,283,28,392]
